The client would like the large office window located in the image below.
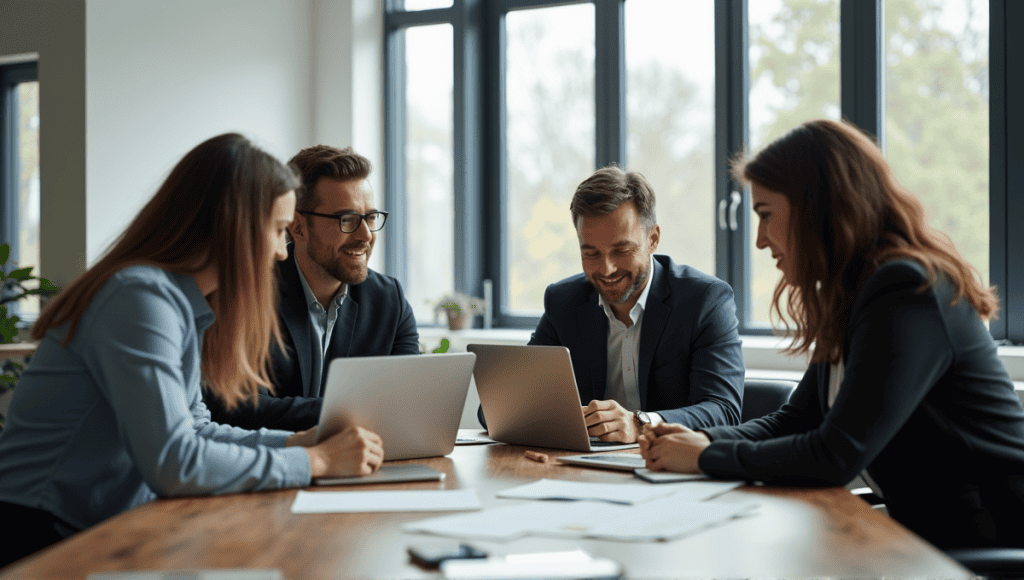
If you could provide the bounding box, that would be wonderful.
[1,62,40,320]
[884,0,989,287]
[626,0,716,284]
[746,0,840,327]
[505,4,595,314]
[385,0,1023,341]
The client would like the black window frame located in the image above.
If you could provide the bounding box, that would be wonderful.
[385,0,1024,342]
[0,61,39,315]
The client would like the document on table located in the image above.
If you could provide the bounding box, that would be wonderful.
[291,489,481,514]
[496,478,742,505]
[404,495,758,542]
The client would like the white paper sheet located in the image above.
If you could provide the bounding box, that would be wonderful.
[291,489,481,514]
[403,496,758,542]
[496,478,741,505]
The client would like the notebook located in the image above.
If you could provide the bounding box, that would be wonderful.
[316,353,476,461]
[468,344,638,452]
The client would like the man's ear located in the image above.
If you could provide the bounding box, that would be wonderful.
[288,212,305,241]
[648,224,661,252]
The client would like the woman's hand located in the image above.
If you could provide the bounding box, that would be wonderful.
[286,427,318,448]
[639,423,711,473]
[305,426,384,478]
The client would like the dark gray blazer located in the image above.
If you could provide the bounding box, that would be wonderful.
[205,244,420,431]
[700,259,1024,549]
[478,254,744,428]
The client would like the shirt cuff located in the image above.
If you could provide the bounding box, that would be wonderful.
[647,412,665,426]
[260,429,294,448]
[278,446,313,487]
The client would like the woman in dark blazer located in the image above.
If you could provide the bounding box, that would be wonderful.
[640,118,1024,549]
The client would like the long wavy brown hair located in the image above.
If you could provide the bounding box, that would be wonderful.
[32,133,300,409]
[732,119,997,365]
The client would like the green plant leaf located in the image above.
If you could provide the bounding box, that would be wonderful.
[0,310,19,344]
[8,267,32,281]
[39,278,59,292]
[431,339,450,354]
[0,244,8,267]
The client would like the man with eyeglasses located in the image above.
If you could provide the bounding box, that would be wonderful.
[204,145,419,432]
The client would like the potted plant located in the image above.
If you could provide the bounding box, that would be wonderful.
[432,292,487,330]
[1,243,61,427]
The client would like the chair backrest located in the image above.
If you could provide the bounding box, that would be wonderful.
[742,379,798,423]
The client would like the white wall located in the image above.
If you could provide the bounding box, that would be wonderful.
[311,0,386,273]
[0,0,86,289]
[85,0,317,264]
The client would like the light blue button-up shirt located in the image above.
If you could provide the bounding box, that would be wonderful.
[292,254,346,397]
[0,265,311,530]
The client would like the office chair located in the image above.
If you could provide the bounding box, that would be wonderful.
[741,378,797,423]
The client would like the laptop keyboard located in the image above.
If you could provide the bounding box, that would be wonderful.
[589,437,627,447]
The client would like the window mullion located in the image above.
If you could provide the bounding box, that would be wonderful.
[715,0,750,328]
[594,0,625,168]
[839,0,883,141]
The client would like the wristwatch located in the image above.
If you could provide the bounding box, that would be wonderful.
[633,410,652,430]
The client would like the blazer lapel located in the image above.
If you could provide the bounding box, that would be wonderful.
[279,251,315,398]
[328,297,358,365]
[638,258,669,410]
[577,291,608,404]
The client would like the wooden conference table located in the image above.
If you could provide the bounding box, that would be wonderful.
[1,441,971,579]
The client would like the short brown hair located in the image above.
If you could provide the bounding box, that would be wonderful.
[288,145,371,211]
[570,165,657,231]
[732,119,997,365]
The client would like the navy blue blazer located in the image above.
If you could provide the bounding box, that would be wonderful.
[700,260,1024,549]
[495,254,744,428]
[205,244,420,431]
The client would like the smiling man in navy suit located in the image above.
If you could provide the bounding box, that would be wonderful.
[205,145,419,432]
[508,166,744,443]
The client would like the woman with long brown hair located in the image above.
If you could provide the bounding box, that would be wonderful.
[0,133,383,567]
[639,119,1024,549]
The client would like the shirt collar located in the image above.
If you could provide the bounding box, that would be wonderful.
[293,253,347,310]
[598,253,655,325]
[171,271,216,335]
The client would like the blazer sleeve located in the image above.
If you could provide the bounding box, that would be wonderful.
[390,277,422,355]
[697,264,953,486]
[528,285,562,347]
[656,280,744,428]
[702,365,825,441]
[204,389,321,432]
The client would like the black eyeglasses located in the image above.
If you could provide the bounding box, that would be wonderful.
[298,210,389,233]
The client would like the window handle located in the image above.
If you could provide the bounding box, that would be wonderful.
[718,199,728,230]
[728,190,742,231]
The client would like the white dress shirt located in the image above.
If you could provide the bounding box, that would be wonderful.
[598,255,661,424]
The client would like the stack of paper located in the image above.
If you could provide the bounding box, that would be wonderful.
[403,494,757,542]
[291,489,481,514]
[496,478,742,505]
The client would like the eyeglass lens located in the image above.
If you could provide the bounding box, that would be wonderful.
[339,212,387,233]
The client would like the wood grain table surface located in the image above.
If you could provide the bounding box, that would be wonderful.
[0,442,972,579]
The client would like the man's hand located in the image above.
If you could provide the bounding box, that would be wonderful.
[639,423,710,473]
[305,426,384,478]
[583,399,639,443]
[286,426,318,447]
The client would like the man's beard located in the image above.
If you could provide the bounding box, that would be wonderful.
[592,260,650,306]
[307,239,372,285]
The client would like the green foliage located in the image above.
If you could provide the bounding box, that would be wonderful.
[1,242,61,426]
[748,0,989,322]
[432,339,450,354]
[1,242,60,343]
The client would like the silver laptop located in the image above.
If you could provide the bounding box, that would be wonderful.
[468,344,638,452]
[316,353,476,461]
